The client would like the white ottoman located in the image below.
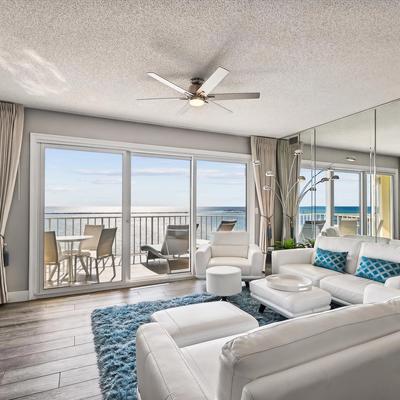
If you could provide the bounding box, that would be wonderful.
[150,301,258,347]
[206,266,242,299]
[250,278,331,318]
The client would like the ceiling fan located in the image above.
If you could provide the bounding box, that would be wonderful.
[137,66,260,113]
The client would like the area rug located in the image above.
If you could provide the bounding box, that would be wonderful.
[91,288,285,400]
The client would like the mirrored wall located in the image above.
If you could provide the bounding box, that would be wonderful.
[295,100,399,242]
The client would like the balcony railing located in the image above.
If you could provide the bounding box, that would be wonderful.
[298,212,372,236]
[45,211,246,265]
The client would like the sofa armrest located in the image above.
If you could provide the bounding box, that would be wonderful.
[385,276,400,289]
[136,323,208,400]
[363,284,400,304]
[271,248,314,274]
[195,244,211,278]
[247,244,264,276]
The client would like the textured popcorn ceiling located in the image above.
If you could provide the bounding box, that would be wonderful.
[1,0,400,137]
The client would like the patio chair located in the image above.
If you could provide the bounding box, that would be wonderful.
[141,224,190,273]
[216,220,237,231]
[298,220,326,242]
[72,224,104,277]
[86,228,117,282]
[44,231,67,284]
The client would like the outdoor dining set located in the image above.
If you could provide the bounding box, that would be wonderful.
[44,219,237,286]
[44,225,117,285]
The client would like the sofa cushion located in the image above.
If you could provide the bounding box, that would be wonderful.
[355,256,400,284]
[208,256,250,270]
[151,301,258,347]
[211,232,249,258]
[279,263,342,286]
[358,242,400,267]
[313,247,347,272]
[218,300,400,400]
[320,274,379,304]
[211,245,248,258]
[314,236,364,274]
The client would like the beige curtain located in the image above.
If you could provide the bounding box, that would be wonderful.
[0,102,24,304]
[251,136,277,253]
[276,139,302,241]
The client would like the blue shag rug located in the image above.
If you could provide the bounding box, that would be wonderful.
[91,288,285,400]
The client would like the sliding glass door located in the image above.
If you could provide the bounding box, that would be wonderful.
[43,146,123,289]
[32,135,252,296]
[196,160,247,240]
[130,154,192,280]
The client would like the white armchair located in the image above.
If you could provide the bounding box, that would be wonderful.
[195,232,264,281]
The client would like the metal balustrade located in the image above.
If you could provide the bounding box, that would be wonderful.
[45,211,247,265]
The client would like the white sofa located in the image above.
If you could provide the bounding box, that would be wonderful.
[195,232,264,281]
[272,236,400,305]
[136,299,400,400]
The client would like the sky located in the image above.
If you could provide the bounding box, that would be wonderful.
[300,168,360,208]
[45,148,247,210]
[44,148,362,212]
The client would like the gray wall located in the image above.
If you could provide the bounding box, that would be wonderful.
[303,144,400,170]
[5,108,250,293]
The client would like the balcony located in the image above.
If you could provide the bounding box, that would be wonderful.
[44,210,246,287]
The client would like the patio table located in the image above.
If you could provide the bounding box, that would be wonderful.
[56,235,93,282]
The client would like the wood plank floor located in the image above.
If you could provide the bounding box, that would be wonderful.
[0,279,206,400]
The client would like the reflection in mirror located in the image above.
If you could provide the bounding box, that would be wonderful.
[300,110,375,240]
[375,100,400,239]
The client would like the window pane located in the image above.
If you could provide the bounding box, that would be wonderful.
[131,155,191,278]
[334,171,360,235]
[196,160,247,240]
[44,147,122,289]
[298,167,326,241]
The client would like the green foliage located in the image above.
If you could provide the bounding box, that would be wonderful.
[274,238,315,250]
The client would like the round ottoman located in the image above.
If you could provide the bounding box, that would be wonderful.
[206,266,242,299]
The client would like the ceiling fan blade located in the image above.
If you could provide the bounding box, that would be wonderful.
[208,92,260,100]
[209,100,233,113]
[137,96,187,101]
[197,67,229,96]
[147,72,192,96]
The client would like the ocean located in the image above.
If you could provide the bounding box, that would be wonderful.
[299,206,370,215]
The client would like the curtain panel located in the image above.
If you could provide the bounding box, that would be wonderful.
[276,139,302,241]
[250,136,277,253]
[0,102,24,304]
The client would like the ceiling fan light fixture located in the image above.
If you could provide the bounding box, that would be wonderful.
[189,97,205,107]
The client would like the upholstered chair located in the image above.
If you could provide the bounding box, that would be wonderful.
[195,231,264,281]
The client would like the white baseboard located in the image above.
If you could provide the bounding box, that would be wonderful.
[8,290,29,303]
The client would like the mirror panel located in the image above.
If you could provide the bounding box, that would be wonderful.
[375,101,400,239]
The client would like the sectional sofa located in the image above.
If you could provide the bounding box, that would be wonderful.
[272,235,400,305]
[136,299,400,400]
[136,235,400,400]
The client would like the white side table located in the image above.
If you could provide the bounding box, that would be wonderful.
[206,266,242,300]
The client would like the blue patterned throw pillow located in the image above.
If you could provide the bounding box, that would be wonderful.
[313,247,348,272]
[355,256,400,283]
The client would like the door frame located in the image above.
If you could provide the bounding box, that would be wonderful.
[29,133,253,299]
